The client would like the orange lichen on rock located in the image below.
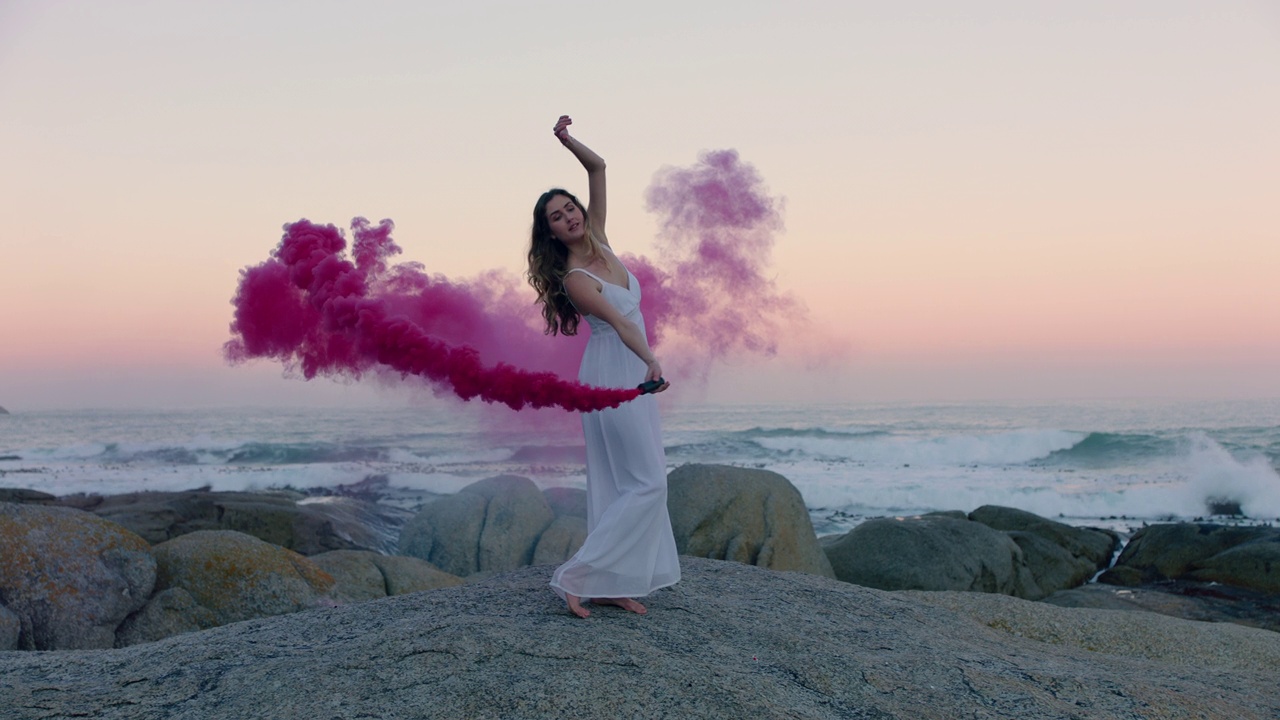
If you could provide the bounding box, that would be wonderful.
[0,502,155,650]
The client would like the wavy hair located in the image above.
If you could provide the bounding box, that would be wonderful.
[526,188,604,336]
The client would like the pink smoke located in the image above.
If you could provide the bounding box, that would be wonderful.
[630,149,792,361]
[225,218,637,412]
[225,150,794,408]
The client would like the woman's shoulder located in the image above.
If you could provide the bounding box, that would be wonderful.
[563,263,599,284]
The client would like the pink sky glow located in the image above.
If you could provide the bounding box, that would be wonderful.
[1,1,1277,409]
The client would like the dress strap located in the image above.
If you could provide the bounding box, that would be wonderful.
[564,267,603,282]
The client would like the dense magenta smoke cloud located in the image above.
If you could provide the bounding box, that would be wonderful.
[225,218,638,412]
[225,150,793,409]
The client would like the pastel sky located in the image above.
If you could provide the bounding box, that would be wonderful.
[1,1,1277,409]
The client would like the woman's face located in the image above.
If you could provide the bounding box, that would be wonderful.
[544,194,585,244]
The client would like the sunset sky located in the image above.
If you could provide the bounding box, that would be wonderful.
[2,1,1277,409]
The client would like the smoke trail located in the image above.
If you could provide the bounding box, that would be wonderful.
[224,219,637,412]
[225,150,797,408]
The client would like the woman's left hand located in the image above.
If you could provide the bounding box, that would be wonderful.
[645,361,670,393]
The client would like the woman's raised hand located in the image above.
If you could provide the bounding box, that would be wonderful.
[553,115,573,145]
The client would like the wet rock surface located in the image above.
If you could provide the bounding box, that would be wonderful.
[55,489,411,555]
[1043,579,1280,634]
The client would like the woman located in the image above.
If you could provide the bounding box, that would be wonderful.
[527,115,681,618]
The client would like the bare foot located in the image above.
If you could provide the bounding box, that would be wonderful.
[566,593,590,619]
[591,597,647,615]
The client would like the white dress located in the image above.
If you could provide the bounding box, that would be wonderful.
[549,256,682,600]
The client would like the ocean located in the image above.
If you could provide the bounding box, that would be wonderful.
[2,399,1277,537]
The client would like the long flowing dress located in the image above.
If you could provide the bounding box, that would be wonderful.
[549,257,682,600]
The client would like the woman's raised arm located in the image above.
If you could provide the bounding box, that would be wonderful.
[553,115,607,240]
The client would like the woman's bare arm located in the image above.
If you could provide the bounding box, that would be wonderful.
[554,115,608,242]
[564,272,667,390]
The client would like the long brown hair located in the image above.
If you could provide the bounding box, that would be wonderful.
[526,188,604,336]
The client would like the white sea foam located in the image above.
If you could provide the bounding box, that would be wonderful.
[386,446,519,467]
[754,429,1085,466]
[1181,432,1280,518]
[383,472,483,495]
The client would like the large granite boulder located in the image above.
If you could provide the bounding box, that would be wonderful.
[1099,523,1277,592]
[310,550,385,602]
[399,476,555,577]
[542,486,587,520]
[531,487,588,566]
[115,588,218,647]
[2,559,1279,719]
[666,464,835,578]
[150,530,335,627]
[0,503,155,650]
[823,514,1037,596]
[311,550,463,603]
[968,505,1118,598]
[1183,535,1280,594]
[59,490,412,555]
[531,516,588,565]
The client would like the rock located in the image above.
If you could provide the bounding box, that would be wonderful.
[114,588,218,647]
[969,505,1117,568]
[62,489,412,555]
[908,588,1280,671]
[0,503,155,650]
[0,486,56,504]
[531,515,587,565]
[399,491,484,574]
[823,515,1037,596]
[309,550,388,602]
[311,550,463,603]
[1042,581,1280,634]
[1184,535,1280,594]
[530,486,589,565]
[964,505,1118,599]
[290,495,414,555]
[1099,523,1277,590]
[0,605,19,651]
[151,530,335,627]
[666,464,835,577]
[372,554,465,596]
[0,489,57,505]
[398,476,554,577]
[1,559,1277,719]
[1003,531,1084,600]
[543,486,587,519]
[1206,498,1243,515]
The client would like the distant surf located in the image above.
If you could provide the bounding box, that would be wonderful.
[1,400,1276,535]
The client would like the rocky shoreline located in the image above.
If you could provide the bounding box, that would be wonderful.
[3,464,1279,715]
